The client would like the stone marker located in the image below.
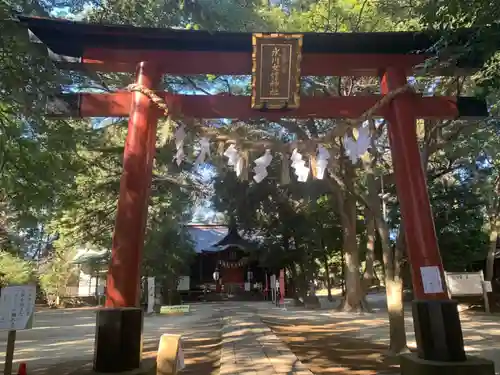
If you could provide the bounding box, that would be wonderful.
[156,334,185,375]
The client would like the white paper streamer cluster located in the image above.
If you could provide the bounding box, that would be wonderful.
[224,145,244,177]
[195,137,211,166]
[253,150,273,183]
[174,125,186,166]
[316,145,330,179]
[344,123,370,163]
[204,124,371,183]
[290,149,310,182]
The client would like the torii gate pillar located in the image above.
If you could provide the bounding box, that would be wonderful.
[382,68,469,363]
[105,62,161,308]
[94,62,161,373]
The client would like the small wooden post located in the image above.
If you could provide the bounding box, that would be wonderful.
[157,334,183,375]
[4,330,16,375]
[480,271,491,314]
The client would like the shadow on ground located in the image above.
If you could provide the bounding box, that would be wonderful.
[262,316,400,375]
[25,311,222,375]
[143,312,222,375]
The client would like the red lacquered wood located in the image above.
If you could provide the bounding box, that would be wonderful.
[381,67,449,301]
[105,62,161,308]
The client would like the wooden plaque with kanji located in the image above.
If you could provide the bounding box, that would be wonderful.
[252,33,303,110]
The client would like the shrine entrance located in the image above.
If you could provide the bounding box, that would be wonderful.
[219,253,245,294]
[188,223,261,297]
[19,15,493,375]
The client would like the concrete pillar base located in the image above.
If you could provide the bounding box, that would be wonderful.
[400,353,495,375]
[93,308,143,373]
[412,299,466,361]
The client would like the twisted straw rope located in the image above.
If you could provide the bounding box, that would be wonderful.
[126,82,412,151]
[127,84,171,116]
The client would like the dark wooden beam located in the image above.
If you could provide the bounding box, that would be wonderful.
[47,93,488,120]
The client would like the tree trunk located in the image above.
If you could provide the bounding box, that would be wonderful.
[386,278,407,353]
[340,246,346,297]
[289,265,303,305]
[378,222,408,354]
[341,223,366,311]
[367,118,406,353]
[486,225,498,281]
[298,261,308,301]
[363,207,376,291]
[336,163,368,312]
[323,252,333,301]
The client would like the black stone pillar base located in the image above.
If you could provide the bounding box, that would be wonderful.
[412,299,466,361]
[400,353,495,375]
[93,308,143,373]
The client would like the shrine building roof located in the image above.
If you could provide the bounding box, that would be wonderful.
[185,224,260,253]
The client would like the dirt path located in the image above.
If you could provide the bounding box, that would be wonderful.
[26,308,222,375]
[169,310,221,375]
[262,316,400,375]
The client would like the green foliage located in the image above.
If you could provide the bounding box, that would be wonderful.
[0,4,86,218]
[0,251,35,285]
[36,233,79,297]
[142,218,195,279]
[431,182,489,270]
[86,0,268,31]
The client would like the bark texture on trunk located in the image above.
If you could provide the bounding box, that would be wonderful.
[386,278,407,353]
[298,261,308,302]
[379,223,408,354]
[341,225,366,311]
[486,226,498,282]
[289,265,303,305]
[323,252,334,301]
[335,162,368,312]
[363,207,376,291]
[366,119,407,353]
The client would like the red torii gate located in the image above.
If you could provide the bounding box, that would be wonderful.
[19,16,494,375]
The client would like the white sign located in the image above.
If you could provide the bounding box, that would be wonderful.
[244,282,250,292]
[445,271,484,296]
[484,280,493,293]
[177,344,185,371]
[0,285,36,331]
[420,266,444,294]
[147,277,155,314]
[270,274,276,290]
[177,276,190,291]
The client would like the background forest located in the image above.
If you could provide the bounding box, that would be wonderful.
[1,0,499,354]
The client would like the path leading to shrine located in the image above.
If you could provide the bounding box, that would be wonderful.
[0,304,222,375]
[254,300,500,375]
[1,299,500,375]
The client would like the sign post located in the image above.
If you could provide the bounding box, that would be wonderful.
[0,285,36,375]
[445,271,491,313]
[279,269,285,308]
[264,273,269,300]
[147,277,155,314]
[275,279,280,307]
[4,330,16,375]
[270,274,276,303]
